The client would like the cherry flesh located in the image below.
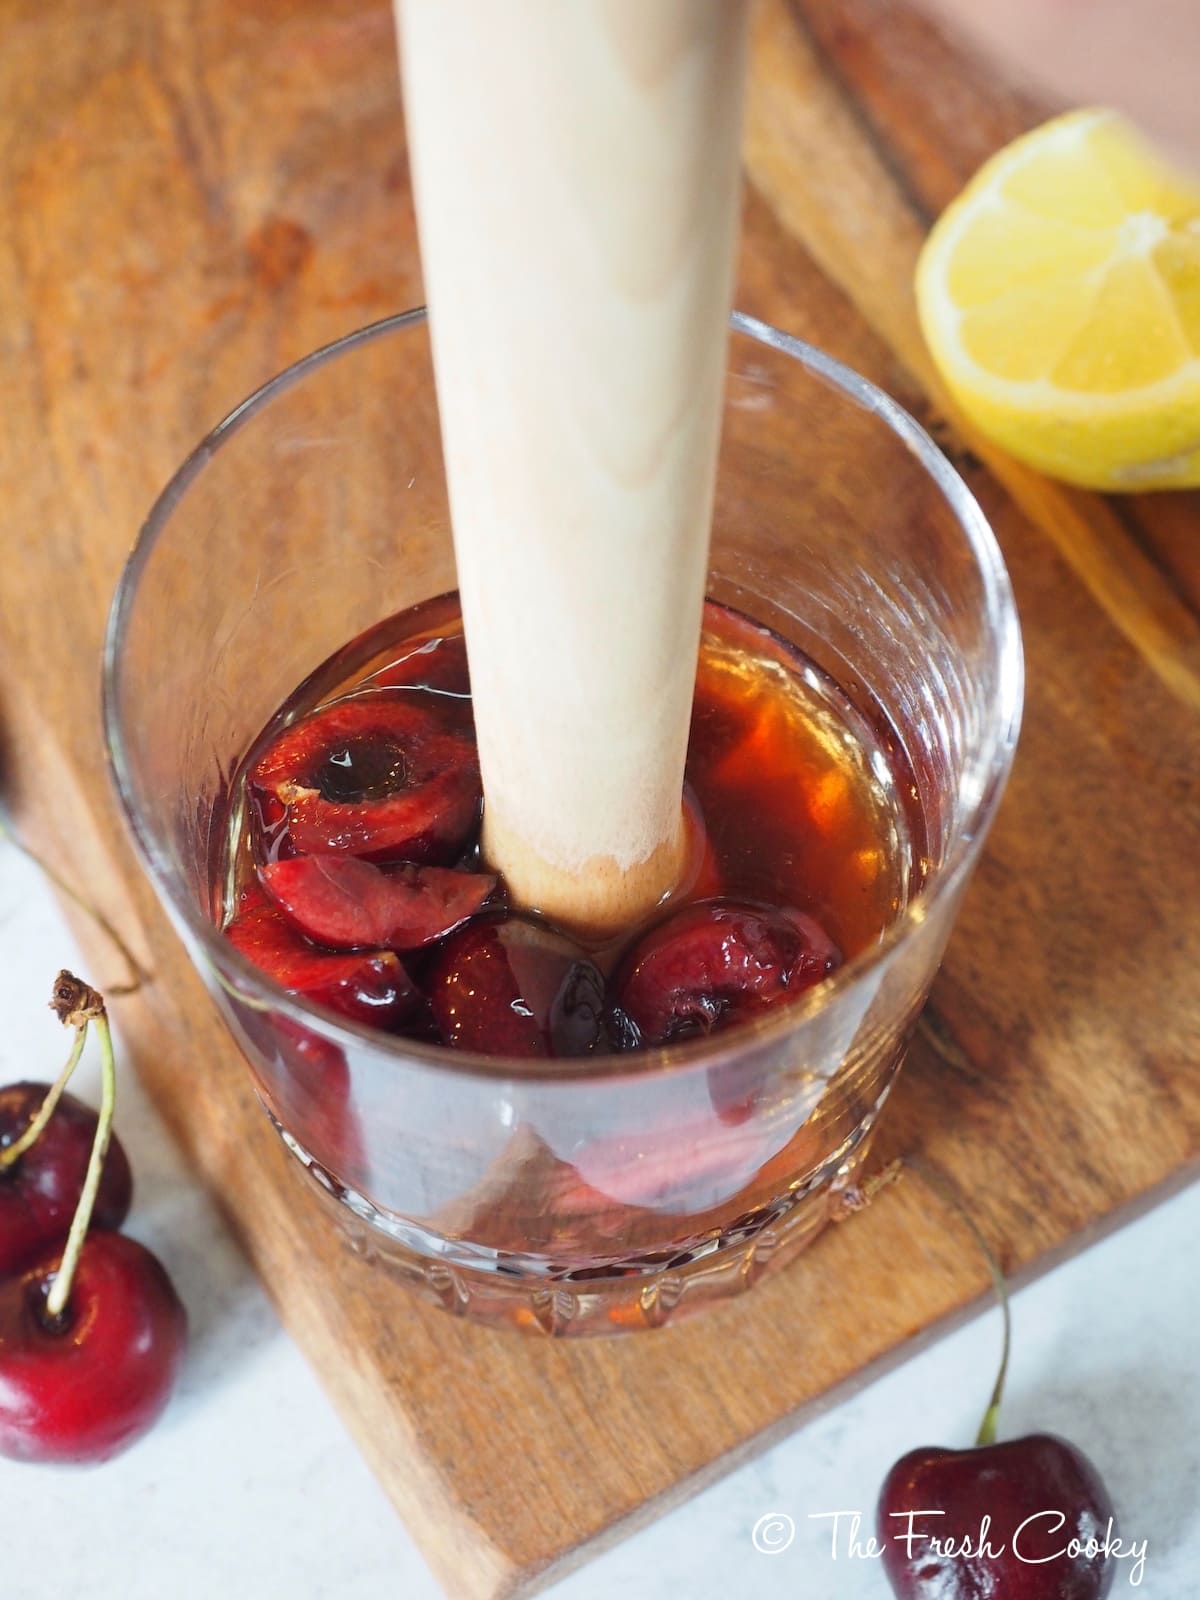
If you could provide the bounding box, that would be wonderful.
[610,898,841,1047]
[225,887,418,1027]
[250,693,480,864]
[259,855,497,952]
[0,1230,187,1464]
[0,1083,133,1275]
[878,1435,1117,1600]
[427,912,606,1058]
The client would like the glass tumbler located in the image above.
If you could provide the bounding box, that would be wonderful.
[104,310,1022,1335]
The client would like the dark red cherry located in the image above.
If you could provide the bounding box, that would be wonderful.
[0,1231,187,1464]
[372,631,471,699]
[222,997,371,1190]
[259,855,497,952]
[224,888,418,1026]
[250,692,481,864]
[878,1435,1118,1599]
[272,1018,370,1189]
[0,1083,133,1275]
[611,898,841,1047]
[427,912,605,1058]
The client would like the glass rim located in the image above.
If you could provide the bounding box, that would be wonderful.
[102,307,1024,1084]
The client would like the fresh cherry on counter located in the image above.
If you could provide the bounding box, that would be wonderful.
[0,1082,133,1275]
[0,973,187,1464]
[249,692,481,864]
[610,898,841,1048]
[0,1231,186,1465]
[879,1434,1117,1600]
[876,1174,1118,1599]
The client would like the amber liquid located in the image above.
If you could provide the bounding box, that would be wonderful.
[219,595,926,1301]
[222,594,922,981]
[687,603,919,961]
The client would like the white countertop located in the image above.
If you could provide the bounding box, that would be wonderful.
[1,832,1194,1599]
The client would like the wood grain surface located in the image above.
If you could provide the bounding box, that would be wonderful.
[2,1,1198,1596]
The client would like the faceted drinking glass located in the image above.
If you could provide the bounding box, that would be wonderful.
[104,310,1022,1334]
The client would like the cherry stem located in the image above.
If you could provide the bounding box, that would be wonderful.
[0,1025,89,1172]
[972,1236,1011,1448]
[830,1156,905,1221]
[913,1159,1011,1449]
[0,816,145,996]
[828,1153,1012,1447]
[44,976,115,1323]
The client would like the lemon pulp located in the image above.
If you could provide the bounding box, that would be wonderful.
[917,109,1200,490]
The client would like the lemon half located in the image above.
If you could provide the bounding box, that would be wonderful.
[917,108,1200,490]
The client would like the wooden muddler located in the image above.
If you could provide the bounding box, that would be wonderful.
[396,0,749,938]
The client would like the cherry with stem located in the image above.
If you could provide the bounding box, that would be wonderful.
[41,973,114,1324]
[870,1158,1117,1600]
[0,972,186,1464]
[940,1167,1010,1451]
[0,1022,89,1173]
[0,979,134,1275]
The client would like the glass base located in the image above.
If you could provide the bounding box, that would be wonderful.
[271,1113,881,1336]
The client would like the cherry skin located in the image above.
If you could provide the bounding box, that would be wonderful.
[371,631,471,700]
[225,886,419,1027]
[259,855,497,952]
[0,1231,187,1464]
[249,692,481,865]
[271,1018,366,1177]
[610,898,841,1047]
[0,1083,133,1275]
[878,1434,1117,1599]
[426,912,606,1058]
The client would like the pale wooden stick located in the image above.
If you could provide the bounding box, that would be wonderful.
[397,0,750,937]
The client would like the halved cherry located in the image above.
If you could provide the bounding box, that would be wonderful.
[611,898,841,1048]
[427,912,606,1058]
[249,692,481,864]
[224,888,417,1027]
[259,855,497,952]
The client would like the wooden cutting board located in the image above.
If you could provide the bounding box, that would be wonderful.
[3,1,1199,1595]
